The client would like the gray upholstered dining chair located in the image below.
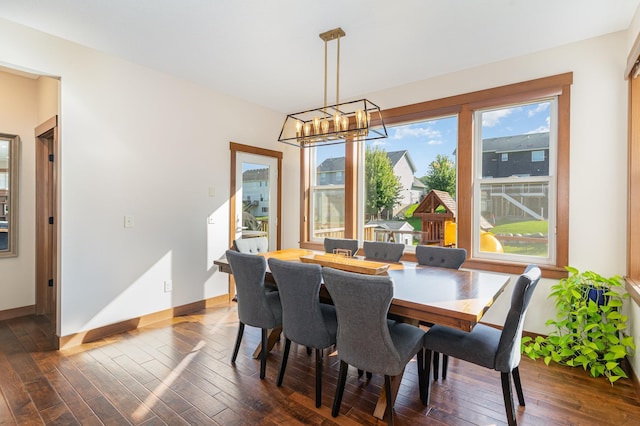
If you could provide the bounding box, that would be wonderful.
[322,267,426,426]
[422,265,541,426]
[323,237,359,257]
[267,258,338,408]
[415,245,467,269]
[225,249,282,380]
[415,244,467,380]
[233,236,269,254]
[362,241,404,262]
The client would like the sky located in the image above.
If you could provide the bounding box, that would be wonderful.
[316,100,552,177]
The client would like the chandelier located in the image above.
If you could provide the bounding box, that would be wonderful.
[278,27,387,148]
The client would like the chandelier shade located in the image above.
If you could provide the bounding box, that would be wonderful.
[278,28,387,148]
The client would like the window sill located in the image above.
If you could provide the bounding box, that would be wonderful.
[300,241,567,279]
[625,277,640,307]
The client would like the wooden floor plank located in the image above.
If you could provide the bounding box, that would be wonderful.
[1,307,640,425]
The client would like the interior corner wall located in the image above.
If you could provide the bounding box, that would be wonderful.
[0,18,292,337]
[36,76,60,125]
[0,71,37,311]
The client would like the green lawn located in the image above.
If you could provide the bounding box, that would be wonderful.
[491,220,548,235]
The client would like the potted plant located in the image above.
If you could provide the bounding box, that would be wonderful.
[522,266,636,384]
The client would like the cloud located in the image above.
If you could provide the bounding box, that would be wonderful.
[527,102,549,117]
[427,139,443,145]
[482,108,519,127]
[391,126,441,140]
[526,117,550,134]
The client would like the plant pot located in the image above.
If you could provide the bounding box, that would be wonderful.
[587,286,608,306]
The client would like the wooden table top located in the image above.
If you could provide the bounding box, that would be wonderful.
[214,248,511,331]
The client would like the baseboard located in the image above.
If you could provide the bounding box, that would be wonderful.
[0,305,36,321]
[58,294,229,350]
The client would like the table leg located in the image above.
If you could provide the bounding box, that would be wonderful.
[252,326,282,359]
[373,367,404,419]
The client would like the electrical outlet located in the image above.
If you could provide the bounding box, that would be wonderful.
[164,280,172,293]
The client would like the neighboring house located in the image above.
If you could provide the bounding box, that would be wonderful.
[386,150,425,210]
[316,150,427,217]
[242,168,269,218]
[482,132,549,178]
[481,132,549,221]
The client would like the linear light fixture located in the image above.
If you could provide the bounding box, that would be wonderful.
[278,27,387,148]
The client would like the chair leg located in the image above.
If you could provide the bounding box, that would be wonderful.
[384,375,394,426]
[417,349,426,405]
[501,371,517,426]
[260,328,268,379]
[432,352,440,380]
[231,322,245,363]
[357,368,364,377]
[307,346,312,355]
[442,354,448,380]
[315,348,323,408]
[366,371,372,380]
[332,360,349,417]
[423,349,433,406]
[277,338,291,387]
[512,367,525,406]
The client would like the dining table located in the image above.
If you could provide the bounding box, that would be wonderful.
[214,247,511,419]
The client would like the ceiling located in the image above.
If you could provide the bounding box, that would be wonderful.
[0,0,638,113]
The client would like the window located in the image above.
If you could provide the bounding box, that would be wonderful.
[361,117,458,248]
[300,73,571,277]
[474,100,556,264]
[532,150,545,162]
[0,134,19,257]
[310,144,346,240]
[501,153,509,162]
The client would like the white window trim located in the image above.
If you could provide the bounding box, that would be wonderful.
[472,98,558,265]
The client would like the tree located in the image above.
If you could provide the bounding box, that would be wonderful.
[421,154,456,197]
[365,146,402,220]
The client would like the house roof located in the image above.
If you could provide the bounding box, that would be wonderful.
[482,132,549,154]
[414,189,457,217]
[242,168,268,181]
[386,150,417,174]
[412,177,427,189]
[317,157,345,173]
[365,220,414,231]
[317,150,417,173]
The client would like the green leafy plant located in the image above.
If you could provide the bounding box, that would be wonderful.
[522,266,635,384]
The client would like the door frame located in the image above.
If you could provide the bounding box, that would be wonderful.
[229,142,282,298]
[35,115,59,336]
[229,142,282,249]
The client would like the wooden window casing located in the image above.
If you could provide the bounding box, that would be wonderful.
[300,73,572,278]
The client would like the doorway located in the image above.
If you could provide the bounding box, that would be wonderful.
[35,116,58,336]
[229,142,282,296]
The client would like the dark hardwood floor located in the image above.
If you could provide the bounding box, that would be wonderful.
[1,303,639,425]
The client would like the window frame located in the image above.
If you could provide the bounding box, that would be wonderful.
[300,73,572,278]
[472,99,557,265]
[0,133,20,258]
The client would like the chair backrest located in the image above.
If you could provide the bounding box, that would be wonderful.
[494,265,542,372]
[233,237,269,254]
[416,245,466,269]
[268,258,335,349]
[322,267,406,376]
[225,250,280,329]
[362,241,404,262]
[323,238,359,257]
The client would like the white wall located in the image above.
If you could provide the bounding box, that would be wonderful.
[0,18,300,337]
[0,71,37,310]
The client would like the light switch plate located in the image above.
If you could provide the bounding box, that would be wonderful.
[124,215,134,228]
